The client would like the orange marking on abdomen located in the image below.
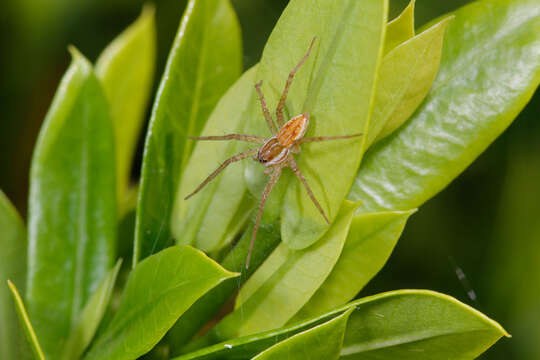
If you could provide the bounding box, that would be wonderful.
[277,114,309,147]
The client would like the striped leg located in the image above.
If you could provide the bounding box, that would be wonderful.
[288,156,330,224]
[184,148,259,200]
[276,37,316,127]
[246,166,282,268]
[189,134,265,143]
[255,81,278,134]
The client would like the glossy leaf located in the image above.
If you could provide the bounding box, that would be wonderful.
[350,0,540,212]
[96,5,156,211]
[27,48,116,358]
[62,259,122,360]
[291,210,415,322]
[367,17,452,147]
[174,290,506,360]
[384,0,415,55]
[134,0,242,265]
[84,245,238,360]
[7,281,45,360]
[252,308,353,360]
[243,0,388,250]
[340,290,509,359]
[212,201,358,340]
[172,66,257,252]
[0,191,27,360]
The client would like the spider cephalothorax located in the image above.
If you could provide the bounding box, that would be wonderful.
[185,37,362,267]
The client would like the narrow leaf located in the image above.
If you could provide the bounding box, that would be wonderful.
[134,0,242,264]
[252,308,353,360]
[7,281,46,360]
[0,191,27,359]
[384,0,415,54]
[84,245,238,360]
[62,259,122,360]
[368,16,452,147]
[350,0,540,212]
[172,66,257,252]
[96,5,156,211]
[291,210,415,322]
[27,48,116,358]
[212,201,358,340]
[243,0,388,250]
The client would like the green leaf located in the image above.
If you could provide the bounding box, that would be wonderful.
[84,245,238,360]
[384,0,415,55]
[212,201,358,340]
[340,290,509,359]
[26,48,116,359]
[134,0,242,265]
[367,16,452,147]
[291,210,415,322]
[62,259,122,360]
[349,0,540,212]
[7,281,45,360]
[174,290,506,360]
[0,191,27,360]
[252,308,353,360]
[172,66,257,252]
[243,0,388,250]
[96,5,156,212]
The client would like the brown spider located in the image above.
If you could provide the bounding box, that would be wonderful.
[185,38,362,268]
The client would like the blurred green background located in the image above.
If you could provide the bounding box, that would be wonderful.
[0,0,538,358]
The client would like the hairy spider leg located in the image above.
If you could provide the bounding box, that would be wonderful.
[288,156,330,224]
[246,166,282,268]
[184,148,259,200]
[189,134,265,143]
[255,81,278,134]
[297,133,363,143]
[276,37,317,127]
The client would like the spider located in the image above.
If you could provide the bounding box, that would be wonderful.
[185,37,362,268]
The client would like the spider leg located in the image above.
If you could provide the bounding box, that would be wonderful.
[255,81,278,134]
[288,156,330,225]
[276,37,316,127]
[246,166,282,268]
[189,134,265,143]
[297,133,363,144]
[184,148,259,200]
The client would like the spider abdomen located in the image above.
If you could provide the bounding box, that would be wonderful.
[277,113,309,147]
[257,137,289,166]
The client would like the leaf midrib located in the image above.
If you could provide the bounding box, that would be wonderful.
[340,327,500,355]
[72,92,90,330]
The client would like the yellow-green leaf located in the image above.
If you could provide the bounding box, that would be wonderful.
[368,16,452,147]
[252,309,353,360]
[172,66,257,252]
[96,5,156,212]
[384,0,415,55]
[291,209,415,322]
